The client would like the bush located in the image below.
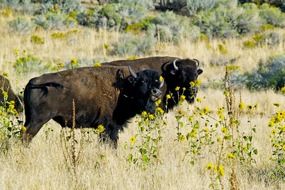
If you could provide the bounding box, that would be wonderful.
[110,33,156,56]
[151,11,200,43]
[242,55,285,90]
[194,4,261,38]
[33,12,77,30]
[8,17,34,34]
[185,0,217,16]
[259,3,285,27]
[13,53,53,75]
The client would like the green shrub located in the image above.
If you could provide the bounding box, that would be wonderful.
[13,53,53,75]
[151,11,200,43]
[110,33,156,56]
[8,17,34,34]
[194,4,261,38]
[259,3,285,27]
[33,12,77,30]
[241,55,285,90]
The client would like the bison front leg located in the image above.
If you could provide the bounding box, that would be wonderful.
[99,123,119,148]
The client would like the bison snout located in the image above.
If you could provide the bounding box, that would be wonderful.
[151,88,162,101]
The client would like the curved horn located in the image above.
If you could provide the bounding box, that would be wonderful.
[173,59,179,70]
[193,59,200,67]
[159,79,164,89]
[128,66,137,78]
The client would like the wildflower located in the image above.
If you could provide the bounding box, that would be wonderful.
[96,124,105,134]
[196,97,202,103]
[175,86,180,91]
[190,81,195,87]
[94,62,102,67]
[239,102,246,110]
[166,94,171,99]
[130,136,136,145]
[70,58,78,66]
[155,99,162,107]
[180,95,186,101]
[206,163,214,170]
[221,127,228,134]
[156,107,164,115]
[148,114,155,120]
[141,111,147,118]
[227,153,235,159]
[218,165,225,176]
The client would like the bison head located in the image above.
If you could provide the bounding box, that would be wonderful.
[116,66,164,114]
[161,59,203,109]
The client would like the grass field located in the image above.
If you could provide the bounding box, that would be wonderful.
[0,9,285,190]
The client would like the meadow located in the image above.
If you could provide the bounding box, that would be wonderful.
[0,1,285,189]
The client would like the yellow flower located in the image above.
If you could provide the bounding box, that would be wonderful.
[141,111,147,118]
[159,76,164,82]
[166,94,171,99]
[180,95,186,101]
[70,58,78,66]
[206,163,214,170]
[175,86,180,91]
[148,114,155,120]
[221,127,228,134]
[156,107,164,115]
[94,62,102,67]
[155,99,162,107]
[96,124,105,134]
[130,136,136,145]
[239,102,246,110]
[218,165,225,176]
[227,153,235,159]
[196,97,202,103]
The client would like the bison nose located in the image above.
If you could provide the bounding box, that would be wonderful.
[151,88,162,101]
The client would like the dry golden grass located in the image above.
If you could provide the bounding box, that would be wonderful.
[0,11,285,190]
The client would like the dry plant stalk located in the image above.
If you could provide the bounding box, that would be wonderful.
[60,99,83,185]
[224,66,239,190]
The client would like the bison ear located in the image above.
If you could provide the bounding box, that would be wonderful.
[197,69,203,75]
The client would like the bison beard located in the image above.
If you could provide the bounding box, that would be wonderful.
[103,56,203,111]
[23,66,163,147]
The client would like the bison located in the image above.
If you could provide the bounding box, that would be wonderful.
[103,56,203,111]
[22,66,163,147]
[0,75,22,112]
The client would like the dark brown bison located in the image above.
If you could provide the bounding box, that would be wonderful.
[104,56,203,111]
[0,75,22,112]
[23,66,163,147]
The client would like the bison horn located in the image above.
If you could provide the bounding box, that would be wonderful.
[193,59,200,67]
[173,59,179,70]
[128,66,137,78]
